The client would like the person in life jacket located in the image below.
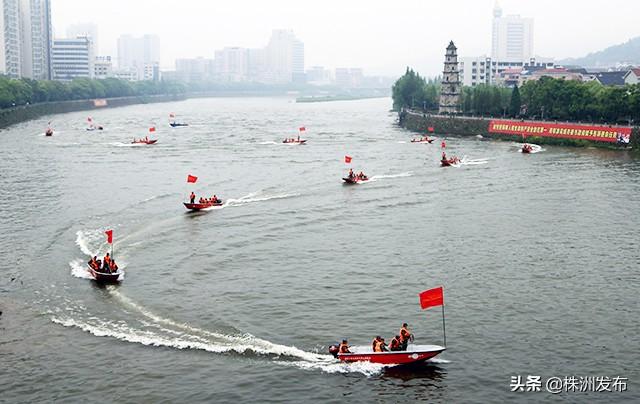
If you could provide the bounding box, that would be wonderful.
[88,256,98,270]
[389,335,402,351]
[372,336,388,352]
[399,323,414,350]
[441,140,446,149]
[109,259,118,274]
[190,192,196,204]
[102,253,111,271]
[338,339,351,354]
[348,168,354,179]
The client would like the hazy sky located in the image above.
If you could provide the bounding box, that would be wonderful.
[52,0,640,77]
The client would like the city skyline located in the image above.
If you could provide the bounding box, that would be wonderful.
[50,0,640,77]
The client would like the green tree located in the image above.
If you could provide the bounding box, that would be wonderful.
[509,85,521,117]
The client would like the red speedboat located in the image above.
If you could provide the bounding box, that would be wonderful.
[330,344,445,365]
[411,138,434,143]
[342,176,369,184]
[440,157,459,167]
[521,144,533,153]
[132,139,157,145]
[87,264,122,283]
[184,200,223,211]
[283,139,307,144]
[45,128,53,136]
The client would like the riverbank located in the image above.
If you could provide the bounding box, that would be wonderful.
[0,93,187,130]
[399,109,640,149]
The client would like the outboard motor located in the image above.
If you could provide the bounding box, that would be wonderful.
[328,345,339,358]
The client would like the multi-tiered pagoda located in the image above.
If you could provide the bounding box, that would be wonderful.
[438,41,461,114]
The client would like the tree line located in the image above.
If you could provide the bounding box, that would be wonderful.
[393,68,640,125]
[0,76,187,109]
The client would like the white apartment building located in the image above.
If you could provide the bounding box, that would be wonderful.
[0,0,23,78]
[51,36,93,80]
[175,57,215,82]
[94,55,112,79]
[117,34,159,80]
[491,3,533,62]
[20,0,52,80]
[460,55,554,87]
[214,47,248,82]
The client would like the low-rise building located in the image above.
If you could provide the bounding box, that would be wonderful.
[594,71,627,86]
[460,55,554,87]
[623,68,640,85]
[112,68,138,81]
[94,56,112,79]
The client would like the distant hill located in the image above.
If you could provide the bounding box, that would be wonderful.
[559,37,640,68]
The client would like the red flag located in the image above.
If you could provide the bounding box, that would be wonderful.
[419,286,443,310]
[441,140,446,149]
[428,126,434,133]
[344,155,352,163]
[105,230,113,244]
[149,126,156,133]
[299,126,306,132]
[187,174,198,183]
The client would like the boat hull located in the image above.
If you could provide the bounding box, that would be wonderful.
[342,177,368,184]
[338,345,445,365]
[88,265,122,283]
[170,123,188,127]
[132,140,158,145]
[411,139,434,143]
[283,140,306,144]
[184,201,223,211]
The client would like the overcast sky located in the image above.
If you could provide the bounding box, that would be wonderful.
[52,0,640,77]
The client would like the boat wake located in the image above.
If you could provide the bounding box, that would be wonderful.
[370,172,413,181]
[69,259,93,279]
[453,157,489,167]
[49,289,385,376]
[224,191,300,207]
[258,141,279,145]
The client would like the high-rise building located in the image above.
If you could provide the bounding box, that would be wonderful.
[51,36,94,80]
[439,41,461,114]
[0,0,23,78]
[117,34,160,80]
[20,0,52,80]
[265,29,304,84]
[491,2,533,62]
[335,68,363,88]
[66,22,98,54]
[214,47,248,82]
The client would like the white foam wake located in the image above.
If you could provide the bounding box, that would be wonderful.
[69,259,93,279]
[458,157,489,166]
[370,172,413,180]
[108,289,325,362]
[75,230,97,256]
[225,192,300,207]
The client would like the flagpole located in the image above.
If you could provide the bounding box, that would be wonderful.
[441,303,447,348]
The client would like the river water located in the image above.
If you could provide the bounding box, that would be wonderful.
[0,97,638,403]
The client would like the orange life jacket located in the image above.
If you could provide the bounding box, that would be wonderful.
[400,327,411,341]
[338,343,349,353]
[390,337,401,349]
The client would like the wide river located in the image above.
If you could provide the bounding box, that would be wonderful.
[0,97,638,403]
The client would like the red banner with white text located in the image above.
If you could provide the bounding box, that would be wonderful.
[488,120,632,144]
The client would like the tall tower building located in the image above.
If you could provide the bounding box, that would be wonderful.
[20,0,52,80]
[491,2,533,62]
[0,0,23,78]
[439,41,461,115]
[265,29,304,84]
[51,36,93,80]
